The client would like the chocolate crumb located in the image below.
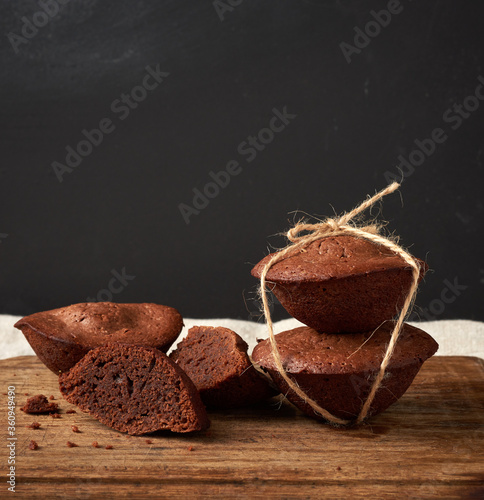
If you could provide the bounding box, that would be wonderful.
[71,425,80,433]
[21,394,58,414]
[29,440,38,450]
[24,393,29,396]
[105,445,113,450]
[145,439,153,445]
[27,422,41,430]
[337,466,342,471]
[92,442,99,448]
[51,413,62,419]
[66,441,78,448]
[187,446,194,452]
[49,395,55,400]
[66,409,77,414]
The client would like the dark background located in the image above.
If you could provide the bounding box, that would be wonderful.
[1,0,483,322]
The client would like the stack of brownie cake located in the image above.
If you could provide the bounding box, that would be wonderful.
[250,235,438,422]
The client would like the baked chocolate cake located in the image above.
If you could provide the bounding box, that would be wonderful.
[21,394,59,414]
[59,343,210,435]
[251,235,427,333]
[14,302,183,373]
[252,322,438,421]
[170,326,277,408]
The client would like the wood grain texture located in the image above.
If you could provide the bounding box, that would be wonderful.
[1,356,483,499]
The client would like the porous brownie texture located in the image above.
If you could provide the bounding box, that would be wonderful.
[15,302,184,373]
[171,326,277,408]
[251,235,427,333]
[252,322,438,421]
[59,343,210,435]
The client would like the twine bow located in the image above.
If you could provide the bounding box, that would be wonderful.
[259,182,421,425]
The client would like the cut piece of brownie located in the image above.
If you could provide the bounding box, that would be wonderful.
[21,394,59,414]
[170,326,277,408]
[14,302,184,373]
[252,322,438,421]
[59,343,210,435]
[251,235,427,333]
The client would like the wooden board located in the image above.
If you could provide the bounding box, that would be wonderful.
[1,356,483,499]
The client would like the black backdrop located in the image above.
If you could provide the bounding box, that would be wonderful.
[1,0,483,322]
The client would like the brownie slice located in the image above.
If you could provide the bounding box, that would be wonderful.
[170,326,277,408]
[21,394,59,414]
[252,322,438,421]
[59,343,210,435]
[251,235,427,333]
[14,302,184,373]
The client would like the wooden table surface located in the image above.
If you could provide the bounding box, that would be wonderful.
[1,355,483,499]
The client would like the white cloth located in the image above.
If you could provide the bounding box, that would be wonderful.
[1,314,483,360]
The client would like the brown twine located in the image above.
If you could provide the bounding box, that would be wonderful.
[259,182,421,425]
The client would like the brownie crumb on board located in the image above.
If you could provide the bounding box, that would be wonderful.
[66,409,77,414]
[49,395,55,400]
[21,394,59,414]
[71,425,80,433]
[27,422,41,430]
[29,440,38,450]
[145,439,153,445]
[105,445,113,450]
[66,441,78,448]
[92,442,99,448]
[187,446,194,452]
[51,413,62,419]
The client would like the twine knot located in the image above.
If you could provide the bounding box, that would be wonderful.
[286,219,341,243]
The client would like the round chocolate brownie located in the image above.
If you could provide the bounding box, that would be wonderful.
[251,235,427,333]
[252,322,438,421]
[170,326,277,408]
[59,343,210,435]
[14,302,183,373]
